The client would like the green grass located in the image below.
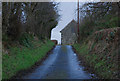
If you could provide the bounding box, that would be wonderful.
[73,43,118,79]
[2,40,55,79]
[73,43,89,55]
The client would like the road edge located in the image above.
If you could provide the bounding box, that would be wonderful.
[9,45,56,79]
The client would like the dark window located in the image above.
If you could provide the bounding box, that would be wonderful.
[71,27,75,33]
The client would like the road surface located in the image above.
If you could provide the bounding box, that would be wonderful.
[22,45,96,79]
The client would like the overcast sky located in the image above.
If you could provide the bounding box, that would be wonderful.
[51,2,78,44]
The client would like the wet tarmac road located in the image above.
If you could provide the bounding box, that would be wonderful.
[22,45,95,79]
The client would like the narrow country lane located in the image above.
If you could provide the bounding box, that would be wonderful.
[22,45,95,79]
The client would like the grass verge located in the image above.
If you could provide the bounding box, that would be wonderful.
[2,40,55,79]
[73,43,118,79]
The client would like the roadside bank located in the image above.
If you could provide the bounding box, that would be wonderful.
[2,39,55,79]
[73,28,119,79]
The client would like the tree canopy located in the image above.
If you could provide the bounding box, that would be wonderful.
[2,2,59,42]
[78,2,119,42]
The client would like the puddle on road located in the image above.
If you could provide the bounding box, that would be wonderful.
[45,70,69,79]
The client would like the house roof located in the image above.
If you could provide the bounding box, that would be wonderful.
[60,19,77,33]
